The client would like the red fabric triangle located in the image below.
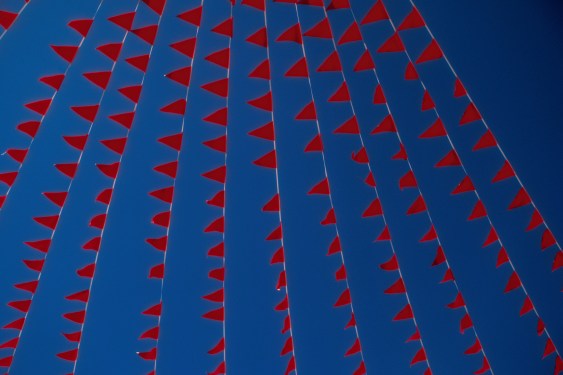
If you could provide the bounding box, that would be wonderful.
[338,22,361,45]
[328,82,350,102]
[212,17,233,37]
[377,33,405,53]
[508,188,531,210]
[158,133,183,151]
[170,37,196,58]
[304,18,332,39]
[178,6,202,26]
[43,191,68,207]
[305,134,323,152]
[6,148,28,163]
[126,54,150,72]
[166,66,192,86]
[25,99,52,115]
[296,101,317,120]
[393,304,413,321]
[63,134,89,150]
[202,166,226,184]
[205,48,230,69]
[24,239,52,253]
[416,39,443,64]
[473,129,497,150]
[253,150,277,168]
[55,163,78,178]
[317,51,342,72]
[420,118,446,138]
[334,116,359,134]
[492,161,515,183]
[0,11,17,29]
[249,59,270,80]
[68,19,93,37]
[285,57,308,78]
[202,78,229,97]
[407,195,426,215]
[398,7,425,31]
[248,91,273,111]
[71,104,99,122]
[468,200,487,221]
[249,122,275,141]
[454,78,467,97]
[40,74,65,90]
[435,150,461,167]
[204,107,228,126]
[17,121,41,138]
[203,135,227,153]
[108,12,136,30]
[361,0,389,25]
[452,176,475,195]
[83,71,112,89]
[51,45,78,63]
[142,0,166,15]
[373,85,386,104]
[308,178,330,195]
[421,90,435,111]
[405,62,419,80]
[132,24,158,45]
[97,43,122,61]
[241,0,265,11]
[354,50,375,71]
[118,85,142,103]
[96,162,120,178]
[277,23,302,44]
[371,114,396,134]
[246,27,267,47]
[460,102,482,125]
[160,99,187,115]
[108,111,135,129]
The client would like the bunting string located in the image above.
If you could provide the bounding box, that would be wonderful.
[359,0,562,368]
[295,2,432,375]
[389,0,562,264]
[198,2,234,374]
[0,1,136,371]
[52,1,169,372]
[135,1,204,373]
[243,1,299,374]
[322,1,497,373]
[0,0,105,215]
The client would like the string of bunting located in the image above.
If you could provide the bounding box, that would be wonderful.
[198,2,235,374]
[135,1,205,373]
[282,1,432,375]
[360,0,562,371]
[242,0,298,374]
[0,0,31,41]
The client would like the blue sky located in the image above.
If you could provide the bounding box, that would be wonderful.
[0,0,561,374]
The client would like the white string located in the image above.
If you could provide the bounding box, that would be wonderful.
[0,0,31,42]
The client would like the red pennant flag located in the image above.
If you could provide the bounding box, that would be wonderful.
[504,272,521,293]
[460,313,473,333]
[166,66,192,86]
[407,195,426,215]
[71,104,99,122]
[416,39,443,64]
[24,239,52,253]
[277,23,302,44]
[492,161,515,183]
[329,83,351,103]
[399,171,417,190]
[40,74,65,90]
[249,122,275,141]
[138,348,157,360]
[8,300,31,313]
[204,108,228,126]
[285,57,308,78]
[202,78,229,97]
[97,162,120,179]
[305,18,332,39]
[351,147,368,164]
[57,348,78,362]
[108,12,136,31]
[452,176,475,195]
[178,6,203,26]
[149,186,174,204]
[334,288,351,307]
[446,292,465,309]
[411,348,427,366]
[118,85,142,103]
[354,50,375,71]
[0,11,17,30]
[526,210,543,231]
[317,51,342,72]
[454,78,467,97]
[161,99,187,115]
[109,111,135,129]
[63,134,88,150]
[393,304,413,321]
[373,85,386,104]
[249,59,271,80]
[55,163,78,178]
[248,91,273,111]
[405,62,419,80]
[83,71,112,89]
[6,148,28,163]
[33,215,59,230]
[263,194,280,212]
[65,290,90,303]
[132,24,158,45]
[327,236,342,255]
[253,150,277,168]
[203,288,225,303]
[384,278,406,294]
[25,99,52,115]
[541,229,556,250]
[63,310,86,324]
[51,45,79,63]
[97,43,122,61]
[508,188,531,210]
[345,338,361,357]
[158,133,183,151]
[202,166,226,183]
[432,247,446,266]
[377,33,405,53]
[468,200,486,221]
[296,101,317,120]
[305,134,323,152]
[398,7,425,31]
[100,137,126,155]
[361,0,389,24]
[321,208,336,225]
[308,178,330,195]
[171,37,196,58]
[212,17,233,37]
[420,225,437,242]
[17,120,41,137]
[207,190,225,208]
[435,150,461,167]
[334,116,359,134]
[203,135,227,153]
[126,54,150,72]
[208,337,225,354]
[68,19,93,37]
[496,247,509,268]
[275,295,289,311]
[338,22,361,45]
[482,227,499,247]
[142,0,166,15]
[421,90,435,111]
[205,48,230,69]
[460,102,482,125]
[14,280,38,293]
[473,130,497,150]
[380,254,398,271]
[371,114,396,134]
[420,118,446,138]
[247,27,268,47]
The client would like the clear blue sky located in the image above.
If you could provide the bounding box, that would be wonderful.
[0,0,561,374]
